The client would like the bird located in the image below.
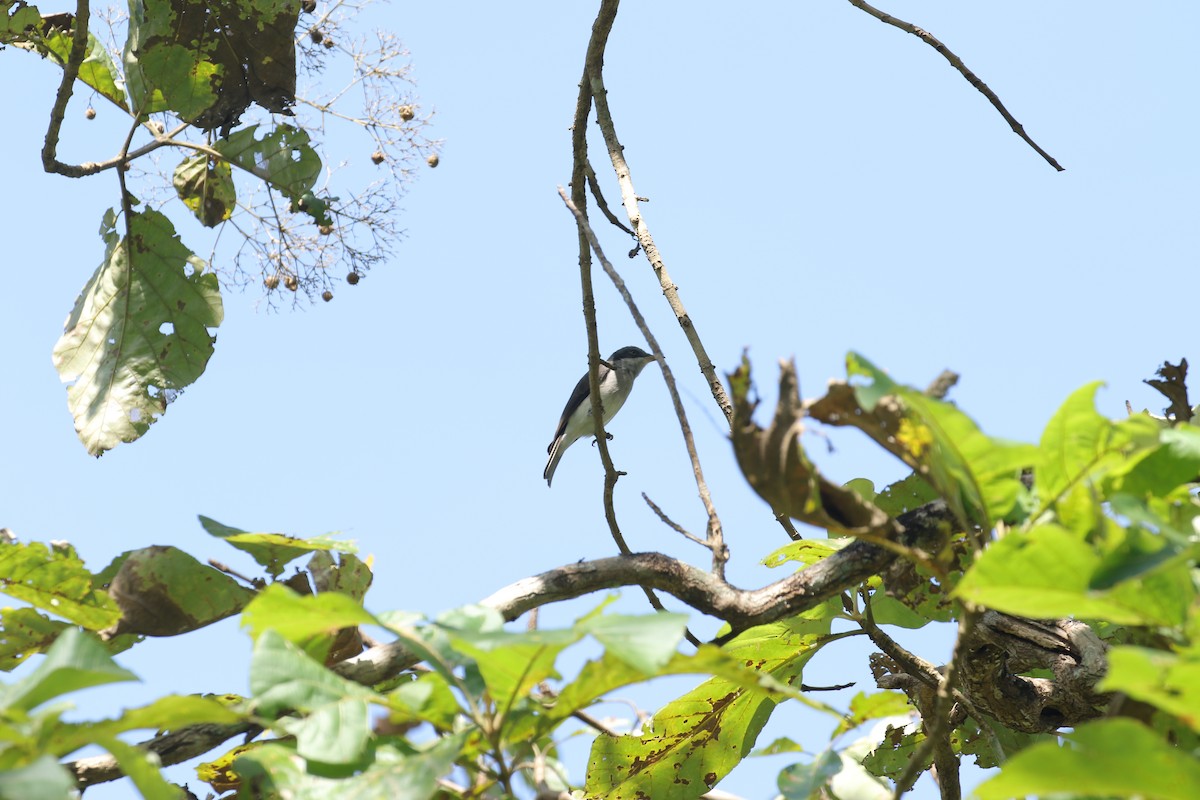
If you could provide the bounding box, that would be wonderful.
[544,346,656,487]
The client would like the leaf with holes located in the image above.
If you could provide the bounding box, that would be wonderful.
[52,209,223,455]
[174,155,235,227]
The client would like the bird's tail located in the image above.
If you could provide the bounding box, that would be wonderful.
[544,438,565,487]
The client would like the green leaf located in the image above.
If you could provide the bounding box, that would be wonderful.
[448,627,580,714]
[577,612,688,674]
[543,644,795,740]
[0,541,120,630]
[277,696,371,765]
[42,693,244,761]
[200,515,355,579]
[235,736,463,800]
[40,29,128,110]
[975,718,1200,800]
[241,584,377,659]
[105,546,255,637]
[113,693,244,735]
[93,735,181,800]
[310,551,373,602]
[833,691,912,737]
[1114,424,1200,497]
[1,3,44,41]
[861,722,924,780]
[123,0,217,118]
[214,124,321,200]
[173,155,235,227]
[1099,647,1200,733]
[778,749,842,799]
[386,671,461,730]
[0,628,136,713]
[0,608,70,671]
[872,472,940,517]
[585,616,832,799]
[52,209,223,455]
[435,604,505,634]
[124,0,297,126]
[0,754,77,800]
[762,538,847,569]
[1036,383,1161,513]
[249,631,377,717]
[847,353,1035,526]
[865,593,937,629]
[752,736,805,756]
[952,717,1047,769]
[138,44,221,120]
[956,524,1190,625]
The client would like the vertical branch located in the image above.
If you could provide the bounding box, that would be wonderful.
[570,13,626,554]
[583,2,733,426]
[42,0,93,176]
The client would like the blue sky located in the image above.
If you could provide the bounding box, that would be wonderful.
[3,2,1197,798]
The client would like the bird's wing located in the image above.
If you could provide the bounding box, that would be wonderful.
[549,371,593,451]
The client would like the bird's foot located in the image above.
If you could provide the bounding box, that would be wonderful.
[589,433,615,447]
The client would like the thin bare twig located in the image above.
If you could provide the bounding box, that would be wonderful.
[207,559,264,588]
[845,0,1063,171]
[568,23,629,559]
[642,492,709,549]
[585,161,634,236]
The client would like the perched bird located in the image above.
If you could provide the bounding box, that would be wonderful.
[544,346,656,487]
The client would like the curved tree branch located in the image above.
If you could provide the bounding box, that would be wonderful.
[846,0,1064,171]
[42,0,92,176]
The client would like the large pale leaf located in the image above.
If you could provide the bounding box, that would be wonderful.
[53,209,223,455]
